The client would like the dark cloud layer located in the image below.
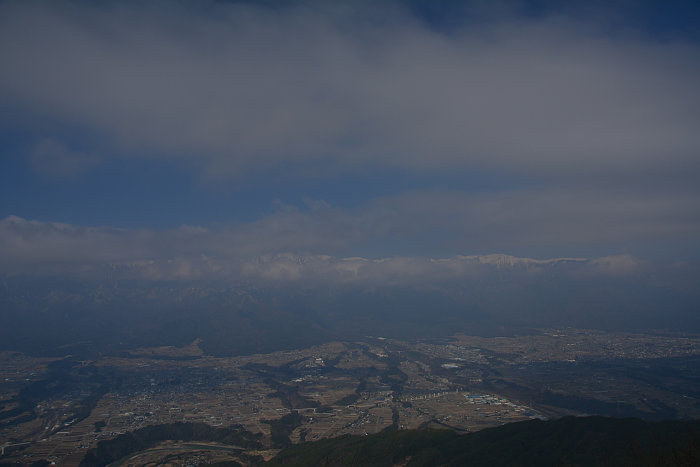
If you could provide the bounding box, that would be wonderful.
[1,1,698,179]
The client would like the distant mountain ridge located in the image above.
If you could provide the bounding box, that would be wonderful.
[0,253,697,357]
[244,252,638,282]
[254,252,594,267]
[466,253,588,267]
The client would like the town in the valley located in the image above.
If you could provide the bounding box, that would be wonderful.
[1,329,699,465]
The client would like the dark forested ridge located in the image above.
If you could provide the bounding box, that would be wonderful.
[68,416,700,466]
[265,416,700,466]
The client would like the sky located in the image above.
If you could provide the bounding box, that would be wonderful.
[1,0,699,282]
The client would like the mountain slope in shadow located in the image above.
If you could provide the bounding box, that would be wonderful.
[266,416,700,466]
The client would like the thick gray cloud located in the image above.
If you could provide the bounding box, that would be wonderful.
[368,188,700,253]
[2,180,696,279]
[1,1,698,180]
